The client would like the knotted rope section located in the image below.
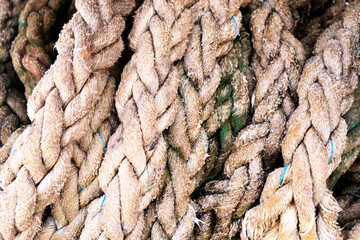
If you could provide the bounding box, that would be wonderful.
[11,0,74,98]
[0,0,134,239]
[242,2,360,239]
[192,0,305,238]
[0,0,29,146]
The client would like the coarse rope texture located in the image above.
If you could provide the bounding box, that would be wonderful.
[0,0,134,239]
[0,0,29,146]
[152,1,250,239]
[241,1,360,239]
[328,78,360,189]
[76,0,205,239]
[192,0,305,238]
[11,0,75,98]
[74,0,250,239]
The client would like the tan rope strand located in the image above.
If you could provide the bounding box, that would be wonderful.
[150,1,247,238]
[0,0,133,239]
[191,0,305,238]
[78,0,204,238]
[242,2,360,239]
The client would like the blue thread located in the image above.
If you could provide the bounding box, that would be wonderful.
[10,146,14,156]
[18,19,24,28]
[357,42,359,52]
[79,184,83,190]
[328,140,333,162]
[232,17,240,37]
[146,167,150,191]
[312,56,314,62]
[199,134,208,151]
[97,130,106,150]
[350,224,355,230]
[262,1,270,8]
[101,195,106,208]
[237,219,240,226]
[279,163,290,186]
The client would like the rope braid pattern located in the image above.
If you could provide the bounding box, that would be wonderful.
[0,0,29,146]
[11,0,75,98]
[328,79,360,189]
[152,1,247,238]
[76,0,204,238]
[242,2,360,239]
[197,30,253,186]
[0,0,134,239]
[192,0,305,238]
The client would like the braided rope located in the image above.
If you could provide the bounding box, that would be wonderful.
[150,2,247,238]
[75,0,203,238]
[0,0,29,146]
[242,2,360,239]
[0,0,134,239]
[11,0,75,98]
[328,78,360,189]
[192,0,305,238]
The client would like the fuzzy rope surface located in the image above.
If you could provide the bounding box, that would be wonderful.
[0,0,133,239]
[242,2,360,239]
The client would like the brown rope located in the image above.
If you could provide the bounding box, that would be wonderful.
[0,0,133,239]
[11,0,75,98]
[191,0,305,238]
[0,0,29,146]
[74,0,200,238]
[242,2,360,239]
[151,2,247,238]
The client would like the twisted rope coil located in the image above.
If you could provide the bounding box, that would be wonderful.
[0,0,134,239]
[242,2,360,239]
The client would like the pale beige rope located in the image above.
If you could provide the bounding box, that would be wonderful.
[0,0,29,146]
[347,223,360,240]
[150,1,248,238]
[242,2,360,239]
[76,0,204,239]
[191,0,305,238]
[0,0,133,239]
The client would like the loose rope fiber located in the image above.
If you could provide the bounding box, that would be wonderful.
[0,0,29,146]
[192,0,305,238]
[242,2,360,239]
[11,0,75,98]
[0,0,134,239]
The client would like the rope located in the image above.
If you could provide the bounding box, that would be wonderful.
[242,2,360,239]
[152,2,246,238]
[193,0,306,238]
[328,79,360,189]
[0,0,133,239]
[11,0,75,98]
[0,0,29,147]
[80,0,201,238]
